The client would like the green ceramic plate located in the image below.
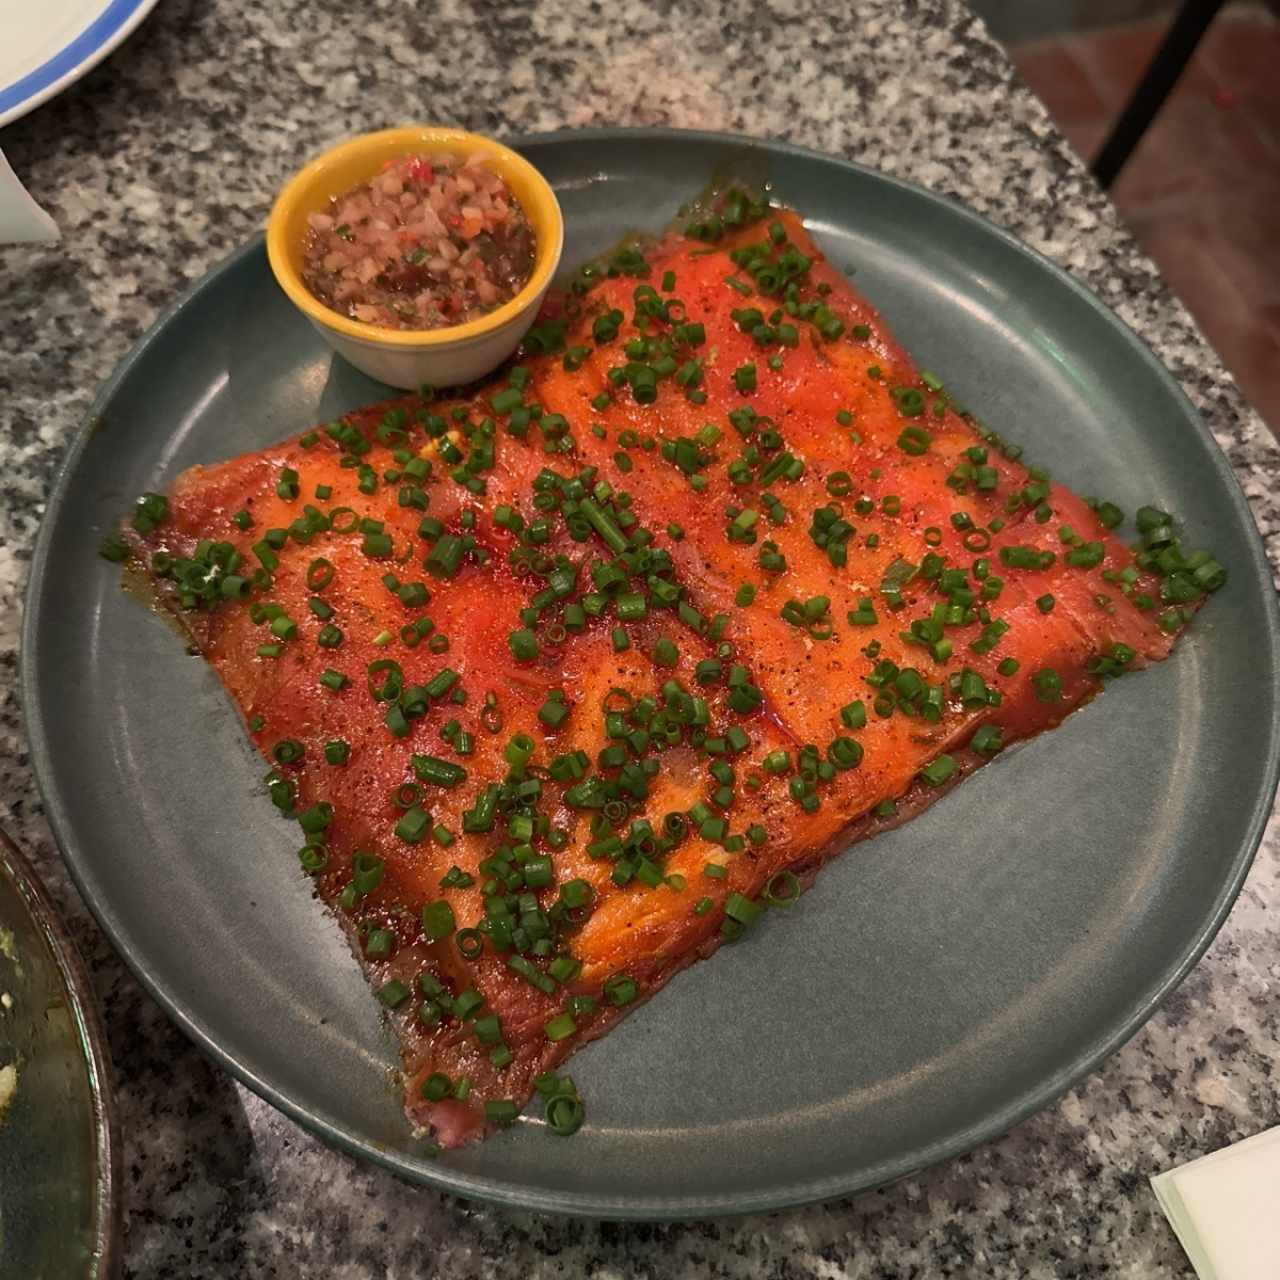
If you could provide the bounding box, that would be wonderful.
[23,129,1280,1218]
[0,828,120,1275]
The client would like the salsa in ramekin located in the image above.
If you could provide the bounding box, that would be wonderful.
[300,151,536,332]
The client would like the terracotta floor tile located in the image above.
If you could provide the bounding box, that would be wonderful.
[1201,12,1280,152]
[1207,234,1280,318]
[1238,89,1280,156]
[1127,213,1280,436]
[1012,39,1108,122]
[1109,90,1280,309]
[1127,214,1254,332]
[1058,117,1108,165]
[1194,96,1279,181]
[1009,9,1280,440]
[1107,114,1203,208]
[1218,326,1280,435]
[1201,10,1280,83]
[1070,17,1220,110]
[1109,93,1277,212]
[1200,192,1280,311]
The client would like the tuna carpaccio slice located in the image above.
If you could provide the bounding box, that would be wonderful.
[120,204,1222,1146]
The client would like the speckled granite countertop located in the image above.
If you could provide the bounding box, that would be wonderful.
[2,1,1278,1275]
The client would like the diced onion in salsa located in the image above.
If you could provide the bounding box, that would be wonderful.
[300,152,536,331]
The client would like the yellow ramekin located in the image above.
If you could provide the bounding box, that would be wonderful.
[266,127,564,390]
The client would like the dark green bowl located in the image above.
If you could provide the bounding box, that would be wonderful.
[0,829,120,1273]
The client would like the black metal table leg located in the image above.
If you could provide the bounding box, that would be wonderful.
[1090,0,1229,189]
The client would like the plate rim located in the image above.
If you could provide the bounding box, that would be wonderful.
[0,827,123,1275]
[0,0,160,129]
[21,125,1280,1219]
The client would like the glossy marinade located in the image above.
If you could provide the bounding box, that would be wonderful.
[119,203,1220,1146]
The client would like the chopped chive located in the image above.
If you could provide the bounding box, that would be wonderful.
[378,979,410,1008]
[603,974,637,1006]
[508,629,539,661]
[395,805,431,843]
[725,892,762,926]
[1033,667,1063,702]
[920,754,957,786]
[544,1012,577,1041]
[365,928,394,958]
[484,1099,519,1127]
